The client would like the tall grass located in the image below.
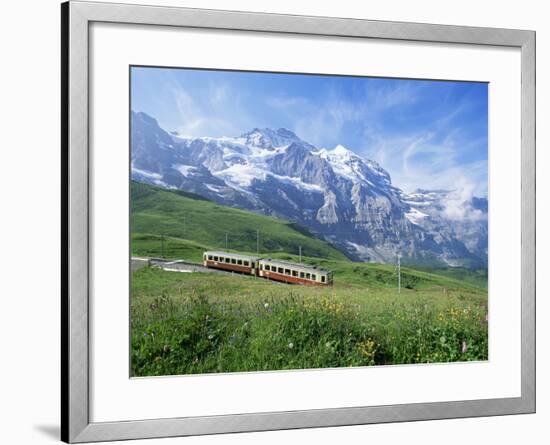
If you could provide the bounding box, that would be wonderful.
[131,269,488,376]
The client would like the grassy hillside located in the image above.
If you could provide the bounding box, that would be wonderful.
[419,267,488,290]
[130,180,488,376]
[131,181,348,261]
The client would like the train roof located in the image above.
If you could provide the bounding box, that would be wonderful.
[259,258,331,274]
[204,251,261,261]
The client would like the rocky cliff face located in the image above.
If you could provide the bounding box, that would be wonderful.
[131,111,488,267]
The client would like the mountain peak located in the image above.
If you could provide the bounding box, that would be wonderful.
[330,144,354,157]
[132,110,161,128]
[275,127,299,138]
[241,127,303,149]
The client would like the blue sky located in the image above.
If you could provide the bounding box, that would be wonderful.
[131,66,488,197]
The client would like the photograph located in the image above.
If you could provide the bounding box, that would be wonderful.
[129,66,489,377]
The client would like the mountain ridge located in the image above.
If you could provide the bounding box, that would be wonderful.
[131,110,488,267]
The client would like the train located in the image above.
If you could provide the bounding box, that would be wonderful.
[202,251,333,286]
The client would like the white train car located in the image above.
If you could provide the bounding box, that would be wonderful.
[257,258,333,286]
[203,251,260,275]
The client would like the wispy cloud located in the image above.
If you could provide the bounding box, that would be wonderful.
[366,81,422,110]
[165,73,251,137]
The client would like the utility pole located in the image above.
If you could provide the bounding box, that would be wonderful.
[299,246,302,263]
[397,254,401,294]
[225,232,228,250]
[256,229,260,254]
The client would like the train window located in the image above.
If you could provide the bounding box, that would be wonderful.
[292,270,298,277]
[231,258,237,264]
[278,267,284,274]
[226,258,231,263]
[300,272,305,278]
[237,259,243,265]
[244,261,249,267]
[312,274,317,281]
[321,276,326,283]
[306,273,311,279]
[285,268,291,275]
[265,265,270,271]
[214,256,219,261]
[251,262,255,268]
[208,255,213,260]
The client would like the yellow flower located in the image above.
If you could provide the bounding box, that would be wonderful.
[358,339,377,365]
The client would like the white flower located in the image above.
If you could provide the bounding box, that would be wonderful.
[264,303,269,309]
[288,342,294,349]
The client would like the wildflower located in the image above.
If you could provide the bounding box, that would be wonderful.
[440,336,446,344]
[163,345,170,353]
[264,303,269,309]
[461,341,468,354]
[208,334,214,340]
[288,342,294,349]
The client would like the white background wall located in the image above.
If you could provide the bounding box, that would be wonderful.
[0,0,547,444]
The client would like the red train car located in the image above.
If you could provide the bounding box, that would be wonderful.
[257,258,333,286]
[203,251,260,275]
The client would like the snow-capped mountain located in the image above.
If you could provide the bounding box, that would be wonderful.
[131,111,488,267]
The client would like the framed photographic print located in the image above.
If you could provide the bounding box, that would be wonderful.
[61,1,535,442]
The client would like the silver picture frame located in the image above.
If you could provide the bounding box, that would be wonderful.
[61,1,536,442]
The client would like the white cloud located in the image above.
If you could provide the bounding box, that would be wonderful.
[367,81,421,110]
[265,96,309,108]
[442,179,486,221]
[167,79,245,138]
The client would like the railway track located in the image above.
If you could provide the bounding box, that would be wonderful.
[131,257,289,284]
[132,257,250,276]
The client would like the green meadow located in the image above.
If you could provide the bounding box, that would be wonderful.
[131,181,347,262]
[130,181,488,376]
